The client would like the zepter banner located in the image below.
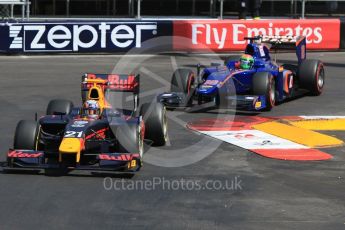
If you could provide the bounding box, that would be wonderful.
[0,21,173,53]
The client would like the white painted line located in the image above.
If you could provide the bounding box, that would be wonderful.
[299,116,345,119]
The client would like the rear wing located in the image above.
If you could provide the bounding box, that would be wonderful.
[81,73,140,112]
[261,35,307,65]
[82,73,140,93]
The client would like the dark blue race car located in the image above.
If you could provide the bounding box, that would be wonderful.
[159,36,325,111]
[3,74,168,174]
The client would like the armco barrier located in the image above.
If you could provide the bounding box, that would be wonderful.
[0,20,173,53]
[173,19,341,52]
[0,19,341,53]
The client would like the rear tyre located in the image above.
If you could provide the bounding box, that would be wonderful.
[46,99,74,115]
[140,102,167,146]
[13,120,39,150]
[171,68,195,106]
[116,124,143,158]
[298,60,325,96]
[252,72,276,111]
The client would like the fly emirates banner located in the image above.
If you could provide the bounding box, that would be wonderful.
[173,19,340,51]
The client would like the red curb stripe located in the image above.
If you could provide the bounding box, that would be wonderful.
[251,148,332,161]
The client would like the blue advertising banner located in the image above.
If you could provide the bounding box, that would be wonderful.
[0,20,172,53]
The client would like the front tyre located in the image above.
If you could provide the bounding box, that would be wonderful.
[252,72,276,111]
[140,102,168,146]
[171,68,195,106]
[116,124,143,158]
[13,120,39,150]
[298,60,325,96]
[46,99,74,115]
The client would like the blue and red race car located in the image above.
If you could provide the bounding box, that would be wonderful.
[159,35,325,111]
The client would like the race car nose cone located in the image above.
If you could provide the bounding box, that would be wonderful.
[59,138,81,153]
[59,138,83,163]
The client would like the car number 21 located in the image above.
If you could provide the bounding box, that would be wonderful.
[64,131,83,138]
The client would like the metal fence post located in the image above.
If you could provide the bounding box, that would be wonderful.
[301,0,305,18]
[10,4,14,18]
[128,0,132,17]
[21,4,24,20]
[26,0,30,20]
[66,0,70,17]
[209,0,212,17]
[192,0,195,16]
[137,0,141,19]
[219,0,223,20]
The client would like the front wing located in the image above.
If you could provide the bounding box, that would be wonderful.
[158,92,267,110]
[4,149,141,172]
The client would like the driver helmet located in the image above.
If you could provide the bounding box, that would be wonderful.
[240,54,254,70]
[83,100,100,119]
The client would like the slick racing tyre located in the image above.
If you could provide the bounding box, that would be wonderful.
[46,99,74,115]
[116,123,144,158]
[252,72,276,111]
[298,60,325,96]
[140,102,168,146]
[13,120,39,150]
[171,68,195,106]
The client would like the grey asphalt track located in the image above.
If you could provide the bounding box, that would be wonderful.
[0,52,345,230]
